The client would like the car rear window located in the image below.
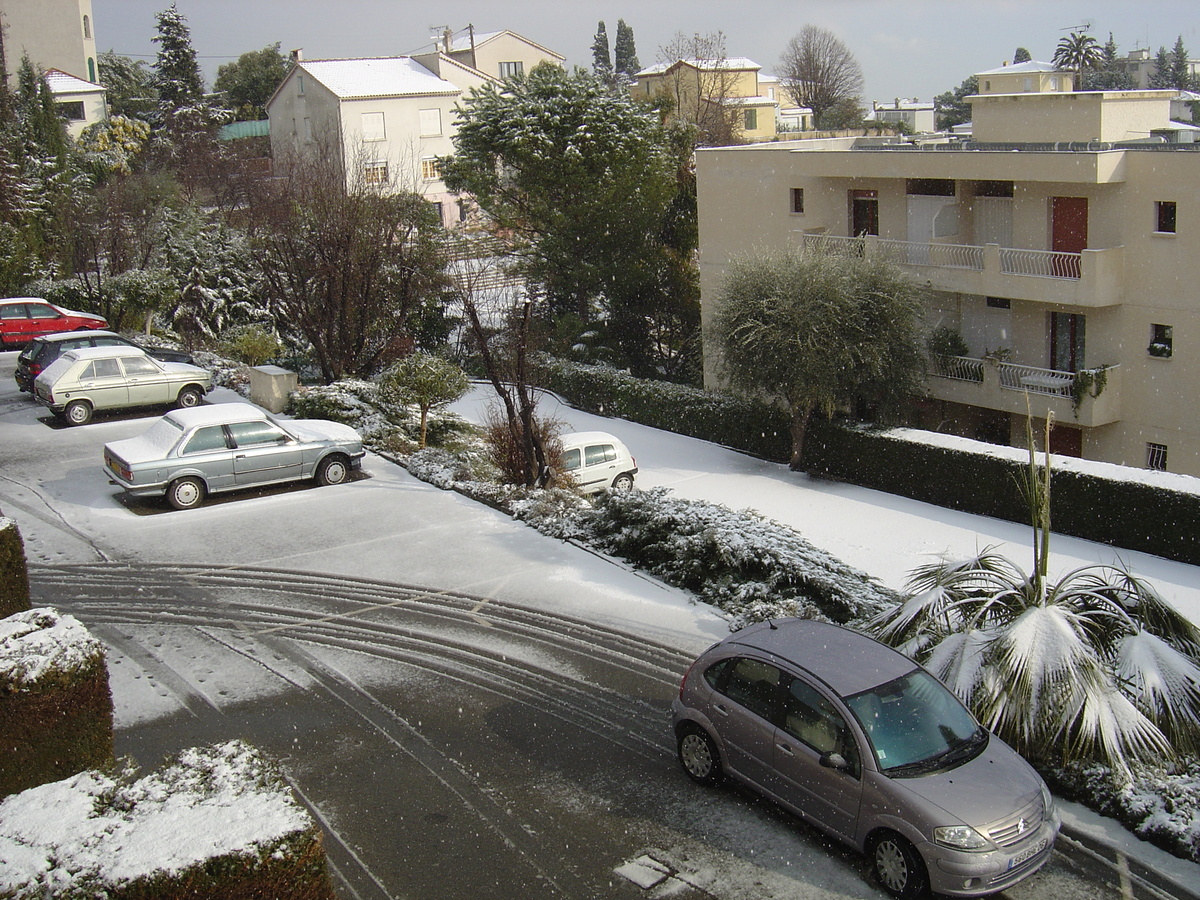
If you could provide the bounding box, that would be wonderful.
[138,417,186,455]
[183,425,229,455]
[584,444,617,466]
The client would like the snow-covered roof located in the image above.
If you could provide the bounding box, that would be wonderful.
[873,99,934,111]
[722,95,777,107]
[43,69,105,96]
[637,57,762,77]
[297,58,459,100]
[975,60,1060,77]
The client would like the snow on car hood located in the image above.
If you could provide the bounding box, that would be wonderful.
[288,419,362,444]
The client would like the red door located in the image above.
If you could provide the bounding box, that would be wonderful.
[1051,197,1087,277]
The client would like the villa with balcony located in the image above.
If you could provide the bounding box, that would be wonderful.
[696,63,1200,476]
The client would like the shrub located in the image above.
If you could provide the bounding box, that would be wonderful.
[481,407,563,486]
[0,518,31,618]
[220,324,283,366]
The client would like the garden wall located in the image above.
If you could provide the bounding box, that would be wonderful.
[535,358,1200,566]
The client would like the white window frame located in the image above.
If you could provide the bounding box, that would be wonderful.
[363,160,388,186]
[498,61,524,79]
[420,157,441,181]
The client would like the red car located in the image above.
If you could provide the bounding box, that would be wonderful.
[0,298,108,349]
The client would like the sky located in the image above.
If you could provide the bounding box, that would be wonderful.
[92,0,1200,104]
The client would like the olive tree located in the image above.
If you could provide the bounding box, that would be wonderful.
[713,247,926,469]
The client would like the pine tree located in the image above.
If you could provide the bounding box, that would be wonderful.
[1082,33,1136,91]
[1148,45,1173,89]
[614,19,640,81]
[1169,36,1196,91]
[152,4,204,117]
[591,21,613,87]
[1013,47,1032,63]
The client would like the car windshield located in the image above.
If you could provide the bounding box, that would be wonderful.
[844,669,986,776]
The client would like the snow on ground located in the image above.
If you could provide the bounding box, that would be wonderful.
[449,385,1200,624]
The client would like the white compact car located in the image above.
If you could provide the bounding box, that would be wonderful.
[557,431,638,494]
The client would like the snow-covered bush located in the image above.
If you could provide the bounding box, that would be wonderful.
[1048,761,1200,862]
[0,740,334,898]
[516,488,898,628]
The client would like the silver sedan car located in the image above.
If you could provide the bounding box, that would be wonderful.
[104,402,365,510]
[672,619,1059,899]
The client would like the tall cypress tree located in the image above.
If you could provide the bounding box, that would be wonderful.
[614,20,640,81]
[591,21,613,86]
[1169,36,1196,91]
[1148,45,1174,89]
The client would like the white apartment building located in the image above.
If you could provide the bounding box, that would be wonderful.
[697,66,1200,476]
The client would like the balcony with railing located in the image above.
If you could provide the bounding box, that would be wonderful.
[801,234,1122,307]
[927,355,1121,425]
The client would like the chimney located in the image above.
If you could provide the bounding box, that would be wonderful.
[290,48,303,62]
[443,28,453,53]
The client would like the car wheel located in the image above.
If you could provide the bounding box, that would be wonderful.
[176,386,204,409]
[167,477,205,511]
[870,832,929,899]
[65,399,93,426]
[315,454,350,486]
[677,724,723,786]
[611,472,635,491]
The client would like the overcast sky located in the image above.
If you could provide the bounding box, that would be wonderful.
[92,0,1200,103]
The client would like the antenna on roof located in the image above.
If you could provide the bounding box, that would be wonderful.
[1061,20,1093,32]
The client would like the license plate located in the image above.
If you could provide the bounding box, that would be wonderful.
[1008,838,1047,869]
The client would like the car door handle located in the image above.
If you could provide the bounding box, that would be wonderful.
[776,743,795,756]
[235,454,246,459]
[713,704,731,717]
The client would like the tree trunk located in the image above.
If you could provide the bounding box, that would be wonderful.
[788,402,814,472]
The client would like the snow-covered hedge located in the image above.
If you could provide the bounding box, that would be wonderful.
[1048,761,1200,863]
[0,517,31,618]
[404,451,898,629]
[0,609,113,799]
[0,740,334,899]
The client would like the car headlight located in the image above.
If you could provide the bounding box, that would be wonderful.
[1041,783,1056,818]
[934,824,990,850]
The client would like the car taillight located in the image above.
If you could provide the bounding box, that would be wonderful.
[29,363,42,376]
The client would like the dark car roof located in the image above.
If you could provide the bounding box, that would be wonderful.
[28,329,124,345]
[723,619,917,698]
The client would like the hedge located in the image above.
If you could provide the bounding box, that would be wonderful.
[535,357,1200,566]
[0,609,114,798]
[0,518,31,618]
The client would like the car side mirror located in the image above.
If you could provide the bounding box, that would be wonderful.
[820,751,849,771]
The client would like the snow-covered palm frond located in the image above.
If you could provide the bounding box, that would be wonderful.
[869,586,955,645]
[984,604,1094,746]
[923,629,992,705]
[1118,630,1200,753]
[1066,676,1173,778]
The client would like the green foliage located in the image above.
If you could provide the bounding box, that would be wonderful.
[1013,47,1032,63]
[934,74,977,130]
[714,246,926,468]
[534,355,792,460]
[591,22,613,86]
[76,115,152,178]
[1053,31,1103,79]
[440,63,698,377]
[97,51,156,120]
[0,518,32,617]
[614,20,640,80]
[1081,34,1137,91]
[220,324,282,365]
[927,325,970,359]
[378,353,469,448]
[215,43,289,120]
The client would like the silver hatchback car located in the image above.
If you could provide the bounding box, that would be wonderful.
[672,619,1059,898]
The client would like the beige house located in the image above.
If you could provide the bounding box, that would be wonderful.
[436,27,564,80]
[632,57,779,143]
[267,54,497,226]
[44,68,105,137]
[696,69,1200,476]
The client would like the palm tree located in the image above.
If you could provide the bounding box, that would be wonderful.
[1053,31,1104,85]
[869,415,1200,778]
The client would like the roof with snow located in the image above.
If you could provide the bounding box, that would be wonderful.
[637,57,763,77]
[975,60,1061,77]
[43,69,105,96]
[297,58,460,100]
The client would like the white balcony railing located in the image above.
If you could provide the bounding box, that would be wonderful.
[802,234,1082,281]
[931,354,985,383]
[998,248,1081,279]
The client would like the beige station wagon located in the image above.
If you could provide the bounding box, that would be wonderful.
[34,345,212,426]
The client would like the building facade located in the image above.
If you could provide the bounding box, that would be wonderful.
[632,57,779,143]
[697,72,1200,477]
